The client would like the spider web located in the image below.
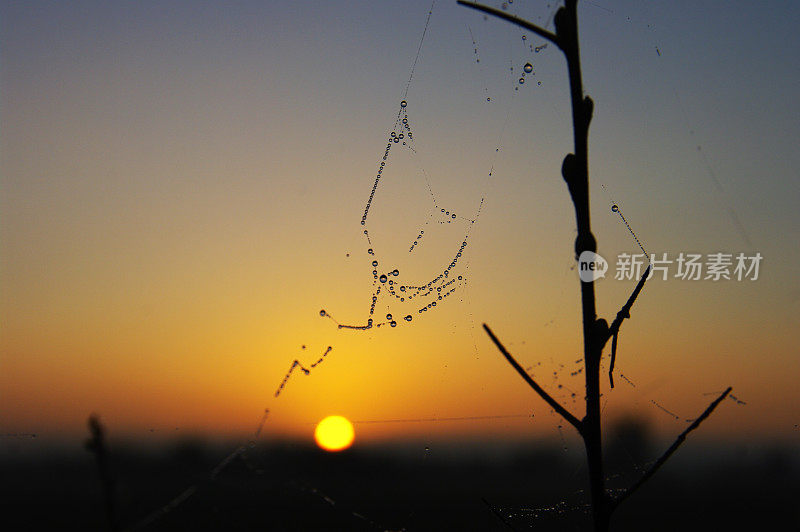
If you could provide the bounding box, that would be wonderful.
[119,2,754,530]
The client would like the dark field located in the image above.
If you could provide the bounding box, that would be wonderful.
[2,434,797,531]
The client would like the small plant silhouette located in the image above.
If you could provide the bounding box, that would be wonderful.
[458,1,732,530]
[85,414,119,532]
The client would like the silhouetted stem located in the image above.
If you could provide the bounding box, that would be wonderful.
[611,387,732,509]
[555,3,612,530]
[608,265,651,388]
[484,324,582,431]
[463,2,731,530]
[456,1,560,47]
[85,415,118,532]
[467,1,609,529]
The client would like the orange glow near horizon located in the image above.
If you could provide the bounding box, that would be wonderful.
[1,1,799,452]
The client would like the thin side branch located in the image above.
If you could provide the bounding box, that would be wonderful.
[483,323,582,431]
[608,331,619,388]
[611,386,732,509]
[608,264,650,388]
[481,497,518,531]
[608,265,651,337]
[456,1,560,48]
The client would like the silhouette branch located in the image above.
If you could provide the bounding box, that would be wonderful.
[611,387,732,509]
[456,1,560,48]
[483,323,582,431]
[607,264,651,388]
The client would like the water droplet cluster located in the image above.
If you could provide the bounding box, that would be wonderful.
[323,99,482,331]
[514,60,541,91]
[274,346,333,398]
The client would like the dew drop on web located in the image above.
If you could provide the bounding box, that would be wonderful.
[523,62,533,73]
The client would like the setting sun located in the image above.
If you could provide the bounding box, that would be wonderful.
[314,415,355,452]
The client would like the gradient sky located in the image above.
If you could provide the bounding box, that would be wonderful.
[2,1,799,450]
